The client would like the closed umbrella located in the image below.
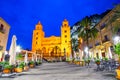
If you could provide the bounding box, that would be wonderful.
[9,35,17,65]
[24,51,28,64]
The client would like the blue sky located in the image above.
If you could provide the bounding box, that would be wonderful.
[0,0,120,50]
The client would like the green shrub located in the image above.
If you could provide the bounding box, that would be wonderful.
[29,61,34,65]
[4,65,12,69]
[16,53,23,60]
[0,61,9,66]
[114,43,120,57]
[103,57,109,61]
[18,62,25,68]
[95,59,100,63]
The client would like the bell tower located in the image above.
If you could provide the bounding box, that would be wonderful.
[32,21,44,52]
[61,19,71,59]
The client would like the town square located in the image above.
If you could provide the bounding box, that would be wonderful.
[0,0,120,80]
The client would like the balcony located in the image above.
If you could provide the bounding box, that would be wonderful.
[95,42,100,46]
[100,23,106,30]
[102,38,110,43]
[89,46,93,49]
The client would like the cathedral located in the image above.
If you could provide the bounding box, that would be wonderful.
[32,19,71,59]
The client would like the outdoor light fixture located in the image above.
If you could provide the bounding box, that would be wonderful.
[16,45,22,53]
[84,47,89,54]
[113,35,120,44]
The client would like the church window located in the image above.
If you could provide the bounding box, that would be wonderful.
[36,42,37,44]
[36,37,38,40]
[64,24,67,27]
[64,30,67,33]
[65,35,67,38]
[65,41,67,43]
[36,32,38,35]
[0,24,4,33]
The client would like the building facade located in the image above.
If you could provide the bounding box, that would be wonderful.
[0,17,10,61]
[88,5,120,59]
[32,19,71,59]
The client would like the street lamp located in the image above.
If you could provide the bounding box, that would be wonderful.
[113,35,120,45]
[16,45,22,53]
[84,46,89,58]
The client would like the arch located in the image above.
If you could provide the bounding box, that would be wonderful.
[42,47,46,54]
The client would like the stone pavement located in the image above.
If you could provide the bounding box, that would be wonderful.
[0,62,116,80]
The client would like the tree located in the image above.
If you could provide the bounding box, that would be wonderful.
[114,43,120,57]
[71,38,79,59]
[76,16,98,57]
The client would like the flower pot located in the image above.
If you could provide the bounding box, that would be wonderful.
[24,66,29,71]
[96,62,100,65]
[3,69,10,74]
[30,64,34,68]
[116,69,120,79]
[15,68,23,73]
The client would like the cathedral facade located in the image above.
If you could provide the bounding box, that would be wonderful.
[32,19,71,59]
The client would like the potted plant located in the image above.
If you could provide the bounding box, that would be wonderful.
[95,59,100,65]
[114,43,120,79]
[29,61,34,68]
[114,43,120,63]
[0,61,12,74]
[3,64,12,74]
[36,60,42,65]
[102,57,109,61]
[15,62,25,73]
[84,58,91,66]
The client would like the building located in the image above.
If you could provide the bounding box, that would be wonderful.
[32,19,71,60]
[88,5,120,59]
[0,17,10,61]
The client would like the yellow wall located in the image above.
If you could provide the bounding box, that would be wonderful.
[32,19,71,58]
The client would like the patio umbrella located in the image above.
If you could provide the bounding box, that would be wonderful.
[9,35,17,65]
[24,51,28,64]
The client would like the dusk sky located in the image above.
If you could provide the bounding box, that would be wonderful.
[0,0,120,50]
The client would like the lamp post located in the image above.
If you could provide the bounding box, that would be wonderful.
[84,46,89,58]
[113,35,120,45]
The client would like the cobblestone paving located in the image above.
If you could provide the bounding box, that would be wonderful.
[0,62,117,80]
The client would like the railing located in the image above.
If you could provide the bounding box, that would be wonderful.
[102,38,110,43]
[89,46,93,49]
[95,42,100,46]
[100,23,106,30]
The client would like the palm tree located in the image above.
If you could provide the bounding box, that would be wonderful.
[76,16,98,58]
[71,38,79,59]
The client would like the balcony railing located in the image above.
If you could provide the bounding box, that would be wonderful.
[89,46,93,49]
[102,38,110,43]
[95,42,100,46]
[100,23,106,30]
